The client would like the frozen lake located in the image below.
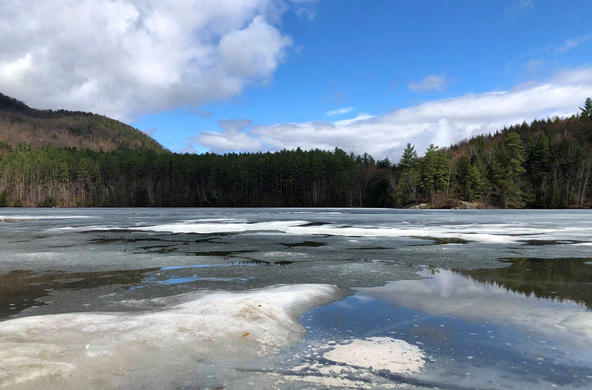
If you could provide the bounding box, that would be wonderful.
[1,208,592,389]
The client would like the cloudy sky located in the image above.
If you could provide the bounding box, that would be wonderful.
[1,0,592,159]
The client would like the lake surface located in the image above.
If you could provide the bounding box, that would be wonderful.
[1,208,592,389]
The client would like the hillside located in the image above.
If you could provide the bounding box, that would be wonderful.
[0,93,164,152]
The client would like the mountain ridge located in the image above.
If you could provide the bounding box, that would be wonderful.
[0,93,164,153]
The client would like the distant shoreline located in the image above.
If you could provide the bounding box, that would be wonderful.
[1,205,590,210]
[2,95,592,210]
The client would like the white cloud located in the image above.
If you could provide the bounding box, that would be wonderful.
[194,67,592,160]
[0,0,295,120]
[408,74,447,92]
[325,107,354,117]
[193,119,262,153]
[180,145,197,154]
[556,33,592,53]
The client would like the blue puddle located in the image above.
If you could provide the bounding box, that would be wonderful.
[154,276,251,284]
[127,262,264,288]
[159,262,263,271]
[300,282,592,388]
[132,274,253,286]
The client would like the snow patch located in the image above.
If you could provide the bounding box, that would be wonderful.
[124,220,590,244]
[0,284,339,388]
[322,337,426,374]
[135,220,307,234]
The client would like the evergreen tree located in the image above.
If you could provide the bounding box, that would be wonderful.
[0,190,8,207]
[580,97,592,121]
[504,131,526,179]
[395,143,419,204]
[419,144,448,204]
[399,143,417,171]
[456,156,484,202]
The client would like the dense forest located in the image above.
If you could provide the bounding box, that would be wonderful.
[0,95,591,208]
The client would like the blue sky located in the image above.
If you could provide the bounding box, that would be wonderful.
[1,0,591,159]
[130,0,592,155]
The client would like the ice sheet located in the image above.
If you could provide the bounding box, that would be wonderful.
[128,219,590,244]
[0,284,340,389]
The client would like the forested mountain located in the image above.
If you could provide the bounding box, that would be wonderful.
[0,93,163,153]
[0,95,591,208]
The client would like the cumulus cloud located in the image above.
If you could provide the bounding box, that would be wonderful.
[325,107,354,117]
[408,74,447,92]
[179,145,197,154]
[193,118,262,153]
[194,67,592,160]
[0,0,295,120]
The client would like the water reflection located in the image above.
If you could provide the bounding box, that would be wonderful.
[0,268,157,318]
[459,257,592,308]
[299,264,592,389]
[356,268,592,353]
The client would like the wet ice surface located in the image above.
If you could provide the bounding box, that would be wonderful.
[1,208,592,389]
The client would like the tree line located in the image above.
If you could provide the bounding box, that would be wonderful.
[0,99,591,208]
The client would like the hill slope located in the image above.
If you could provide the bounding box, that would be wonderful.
[0,93,164,152]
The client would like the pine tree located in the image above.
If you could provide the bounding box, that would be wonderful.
[498,132,526,207]
[420,144,440,204]
[399,143,417,170]
[456,155,484,201]
[580,97,592,121]
[395,143,419,204]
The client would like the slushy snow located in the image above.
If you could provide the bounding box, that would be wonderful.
[0,284,339,389]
